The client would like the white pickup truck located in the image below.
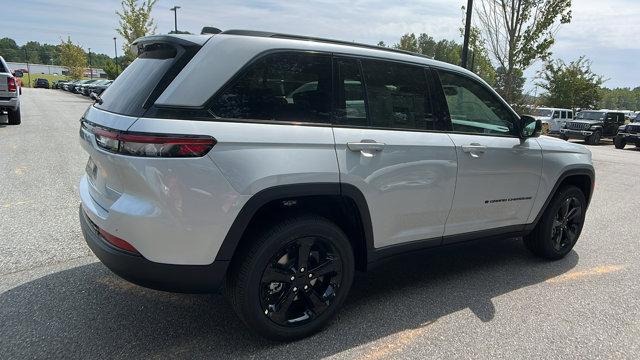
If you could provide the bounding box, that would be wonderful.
[0,56,21,125]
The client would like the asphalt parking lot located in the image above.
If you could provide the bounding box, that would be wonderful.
[1,88,639,359]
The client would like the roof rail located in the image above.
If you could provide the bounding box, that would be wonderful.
[220,29,433,60]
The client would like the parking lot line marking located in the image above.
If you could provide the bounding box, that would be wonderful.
[2,200,30,208]
[546,265,624,283]
[358,321,436,360]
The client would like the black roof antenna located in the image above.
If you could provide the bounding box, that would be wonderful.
[201,27,222,35]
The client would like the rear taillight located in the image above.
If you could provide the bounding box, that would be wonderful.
[82,122,215,157]
[8,77,17,92]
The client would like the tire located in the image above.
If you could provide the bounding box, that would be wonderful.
[559,134,569,141]
[614,136,626,149]
[7,107,21,125]
[226,215,355,341]
[587,131,601,145]
[524,185,587,260]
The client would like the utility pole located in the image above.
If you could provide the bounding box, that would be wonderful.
[88,48,93,79]
[170,6,181,33]
[113,37,119,73]
[461,0,474,69]
[24,49,31,87]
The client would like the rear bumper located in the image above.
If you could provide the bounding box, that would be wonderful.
[0,96,19,110]
[560,129,593,139]
[80,205,229,293]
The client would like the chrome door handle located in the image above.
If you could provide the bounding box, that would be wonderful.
[347,140,386,158]
[461,144,487,153]
[461,143,487,158]
[347,141,386,152]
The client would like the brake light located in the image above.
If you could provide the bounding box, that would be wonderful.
[98,228,140,254]
[83,122,215,157]
[8,77,17,92]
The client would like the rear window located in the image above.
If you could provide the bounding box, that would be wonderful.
[95,43,187,117]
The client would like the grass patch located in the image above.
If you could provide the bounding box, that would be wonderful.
[16,74,94,88]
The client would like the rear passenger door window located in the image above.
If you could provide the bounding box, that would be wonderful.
[210,52,332,123]
[438,71,516,136]
[361,59,434,130]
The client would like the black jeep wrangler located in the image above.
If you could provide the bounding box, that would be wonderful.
[560,111,625,145]
[614,114,640,149]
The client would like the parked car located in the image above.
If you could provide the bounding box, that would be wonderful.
[82,79,111,96]
[88,80,113,98]
[51,80,69,89]
[0,56,21,125]
[34,78,50,89]
[78,30,595,341]
[62,80,81,91]
[73,79,97,93]
[614,122,640,149]
[560,110,625,145]
[531,107,574,134]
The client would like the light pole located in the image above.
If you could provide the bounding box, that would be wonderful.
[461,0,474,69]
[170,6,181,33]
[113,37,119,73]
[88,48,93,79]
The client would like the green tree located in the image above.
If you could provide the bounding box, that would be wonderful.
[599,87,640,110]
[116,0,158,66]
[394,33,418,52]
[475,0,572,103]
[377,41,387,47]
[59,37,87,80]
[537,56,604,110]
[103,59,121,80]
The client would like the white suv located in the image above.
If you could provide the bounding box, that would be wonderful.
[79,31,595,341]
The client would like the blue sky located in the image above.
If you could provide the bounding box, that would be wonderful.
[4,0,639,90]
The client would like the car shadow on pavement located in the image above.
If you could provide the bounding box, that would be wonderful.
[0,237,578,359]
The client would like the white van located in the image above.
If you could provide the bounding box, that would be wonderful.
[532,107,573,134]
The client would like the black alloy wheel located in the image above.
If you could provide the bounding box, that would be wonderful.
[260,236,342,327]
[524,185,587,260]
[550,196,583,252]
[226,215,354,341]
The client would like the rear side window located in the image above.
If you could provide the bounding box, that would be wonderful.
[210,52,332,123]
[95,43,185,117]
[361,59,433,130]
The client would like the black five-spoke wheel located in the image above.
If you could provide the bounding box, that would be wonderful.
[226,215,354,341]
[260,237,342,326]
[524,185,587,260]
[550,196,582,252]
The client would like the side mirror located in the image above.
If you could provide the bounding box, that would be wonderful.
[518,115,542,139]
[13,70,23,78]
[90,92,97,100]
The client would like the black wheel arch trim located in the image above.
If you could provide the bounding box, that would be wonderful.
[213,183,375,264]
[524,167,595,232]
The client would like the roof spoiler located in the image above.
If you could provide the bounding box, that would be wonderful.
[130,35,209,56]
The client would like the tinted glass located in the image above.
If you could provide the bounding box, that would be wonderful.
[568,111,573,118]
[438,71,516,136]
[561,111,567,119]
[334,58,367,126]
[361,60,433,130]
[95,43,181,117]
[211,52,332,123]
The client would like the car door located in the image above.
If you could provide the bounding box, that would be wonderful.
[433,70,542,241]
[332,57,457,249]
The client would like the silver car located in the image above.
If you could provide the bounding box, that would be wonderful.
[79,30,595,341]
